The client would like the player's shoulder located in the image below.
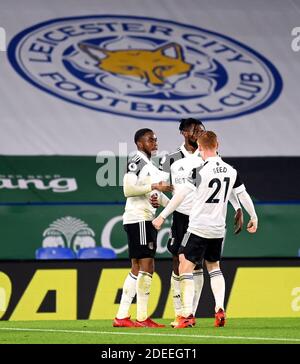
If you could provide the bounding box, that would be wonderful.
[193,162,206,176]
[220,159,243,185]
[208,157,236,170]
[213,159,240,183]
[127,154,147,174]
[187,164,203,187]
[128,153,142,163]
[164,148,185,164]
[169,148,185,160]
[220,159,238,174]
[159,148,184,172]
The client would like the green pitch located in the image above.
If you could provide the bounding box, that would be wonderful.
[0,318,299,344]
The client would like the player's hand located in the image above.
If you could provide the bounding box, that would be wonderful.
[149,193,160,208]
[247,218,258,233]
[234,208,243,234]
[152,216,165,230]
[152,181,173,193]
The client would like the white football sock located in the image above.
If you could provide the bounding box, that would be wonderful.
[116,272,137,319]
[192,269,204,316]
[171,272,182,317]
[209,269,225,312]
[180,273,194,318]
[137,271,152,321]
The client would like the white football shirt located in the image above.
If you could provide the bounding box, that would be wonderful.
[160,144,203,216]
[123,151,168,224]
[186,156,245,238]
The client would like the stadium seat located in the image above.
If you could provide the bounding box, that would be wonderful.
[77,247,117,260]
[35,247,77,260]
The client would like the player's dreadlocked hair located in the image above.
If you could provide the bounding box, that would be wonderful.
[179,118,205,132]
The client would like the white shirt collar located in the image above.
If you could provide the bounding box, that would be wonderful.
[204,156,221,163]
[136,150,152,164]
[180,144,201,158]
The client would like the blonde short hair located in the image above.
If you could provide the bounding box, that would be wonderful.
[197,131,218,149]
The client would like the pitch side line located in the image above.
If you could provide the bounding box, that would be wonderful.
[0,327,299,342]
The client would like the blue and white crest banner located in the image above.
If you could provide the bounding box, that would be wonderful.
[0,0,299,156]
[9,15,281,122]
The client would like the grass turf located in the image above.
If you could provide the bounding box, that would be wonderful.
[0,317,299,344]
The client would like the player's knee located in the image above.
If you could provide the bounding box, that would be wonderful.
[131,261,140,276]
[205,260,220,272]
[172,256,180,275]
[131,267,139,276]
[139,259,154,275]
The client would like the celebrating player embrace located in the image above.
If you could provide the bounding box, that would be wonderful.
[155,118,243,328]
[152,131,258,328]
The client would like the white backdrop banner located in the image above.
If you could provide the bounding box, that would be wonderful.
[0,0,299,156]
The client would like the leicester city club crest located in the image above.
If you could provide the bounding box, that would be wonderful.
[8,15,282,121]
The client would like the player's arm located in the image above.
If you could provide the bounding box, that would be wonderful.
[233,173,258,233]
[152,185,193,230]
[159,193,170,207]
[124,157,172,198]
[228,191,243,234]
[124,173,172,197]
[237,190,257,233]
[228,191,241,211]
[152,166,199,230]
[123,173,152,197]
[160,186,192,218]
[159,154,171,176]
[149,154,172,207]
[149,192,170,208]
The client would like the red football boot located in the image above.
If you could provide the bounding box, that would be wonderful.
[113,316,136,327]
[214,309,226,327]
[174,315,195,329]
[170,316,181,328]
[171,315,196,327]
[135,317,165,328]
[191,316,196,327]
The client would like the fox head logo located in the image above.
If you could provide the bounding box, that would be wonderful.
[78,42,192,87]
